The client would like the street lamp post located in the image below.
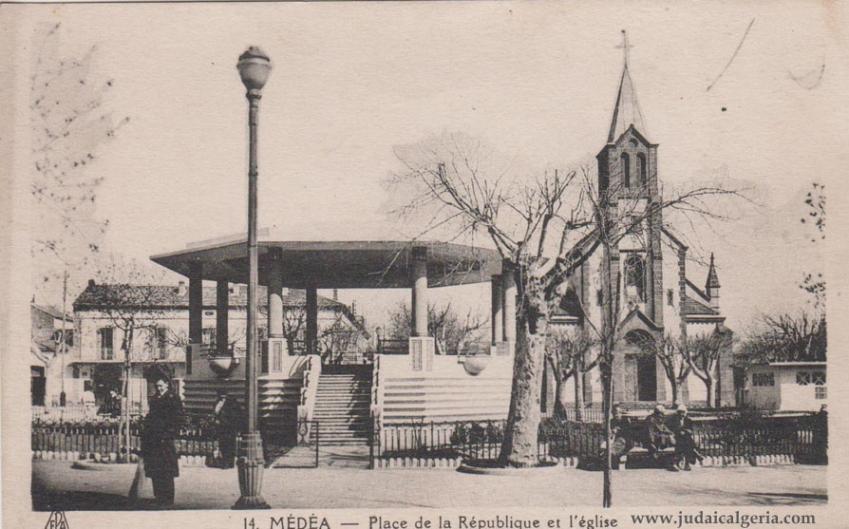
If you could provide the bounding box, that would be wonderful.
[234,46,272,510]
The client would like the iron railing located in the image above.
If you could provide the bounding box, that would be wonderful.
[31,419,218,457]
[377,339,408,355]
[370,414,827,466]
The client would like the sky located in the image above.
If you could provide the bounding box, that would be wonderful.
[9,1,847,332]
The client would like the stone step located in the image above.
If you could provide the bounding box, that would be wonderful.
[309,439,369,446]
[312,424,369,430]
[312,428,369,434]
[313,426,370,432]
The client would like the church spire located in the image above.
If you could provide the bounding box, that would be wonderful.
[607,30,647,144]
[705,252,721,311]
[705,252,720,290]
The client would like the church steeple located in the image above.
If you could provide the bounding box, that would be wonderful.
[705,253,721,310]
[607,30,647,144]
[596,31,657,197]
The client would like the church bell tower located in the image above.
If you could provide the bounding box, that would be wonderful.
[595,30,664,325]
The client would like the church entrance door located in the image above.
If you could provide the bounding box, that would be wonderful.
[636,355,657,401]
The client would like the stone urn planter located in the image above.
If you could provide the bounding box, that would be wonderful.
[208,356,240,377]
[461,355,490,376]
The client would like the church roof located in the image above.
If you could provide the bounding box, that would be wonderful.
[607,63,648,144]
[681,294,720,317]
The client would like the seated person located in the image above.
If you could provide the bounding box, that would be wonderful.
[669,404,703,470]
[644,405,675,459]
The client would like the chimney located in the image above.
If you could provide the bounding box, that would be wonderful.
[332,289,339,301]
[177,280,187,297]
[88,279,96,288]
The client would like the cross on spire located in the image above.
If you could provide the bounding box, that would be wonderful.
[616,29,633,68]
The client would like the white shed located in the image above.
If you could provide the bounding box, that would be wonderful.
[744,361,827,412]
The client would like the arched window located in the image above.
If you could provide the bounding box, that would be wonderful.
[624,254,646,301]
[637,153,647,187]
[621,153,630,188]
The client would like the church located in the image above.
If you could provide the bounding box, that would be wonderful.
[543,40,735,412]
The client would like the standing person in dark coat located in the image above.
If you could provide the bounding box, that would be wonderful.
[213,389,245,468]
[142,377,183,506]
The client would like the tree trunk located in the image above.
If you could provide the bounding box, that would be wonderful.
[704,377,714,409]
[669,378,678,406]
[601,361,613,508]
[123,327,133,462]
[500,311,546,467]
[553,376,569,419]
[574,371,585,421]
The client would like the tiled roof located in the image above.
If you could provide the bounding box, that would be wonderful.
[74,283,345,311]
[681,294,720,317]
[31,303,72,321]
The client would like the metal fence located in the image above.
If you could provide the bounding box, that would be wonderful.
[377,339,408,355]
[372,419,603,464]
[31,420,218,457]
[372,414,826,466]
[691,415,826,460]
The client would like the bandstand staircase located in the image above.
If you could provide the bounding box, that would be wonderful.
[312,365,372,445]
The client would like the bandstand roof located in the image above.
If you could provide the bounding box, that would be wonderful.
[150,232,503,289]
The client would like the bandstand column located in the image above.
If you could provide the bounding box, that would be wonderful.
[306,284,318,354]
[188,263,203,374]
[216,280,229,356]
[267,250,284,338]
[411,246,428,337]
[491,275,503,345]
[501,262,517,344]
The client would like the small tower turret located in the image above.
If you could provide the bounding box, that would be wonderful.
[705,253,720,311]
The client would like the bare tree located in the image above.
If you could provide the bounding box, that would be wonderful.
[390,132,588,467]
[92,254,169,461]
[741,313,826,366]
[280,306,307,354]
[386,301,486,355]
[30,23,129,303]
[390,132,743,493]
[567,165,744,505]
[681,327,733,408]
[630,332,690,406]
[799,182,825,312]
[545,327,598,419]
[318,310,369,364]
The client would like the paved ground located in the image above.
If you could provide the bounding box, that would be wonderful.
[32,459,826,510]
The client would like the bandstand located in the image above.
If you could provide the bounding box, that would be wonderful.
[150,233,518,445]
